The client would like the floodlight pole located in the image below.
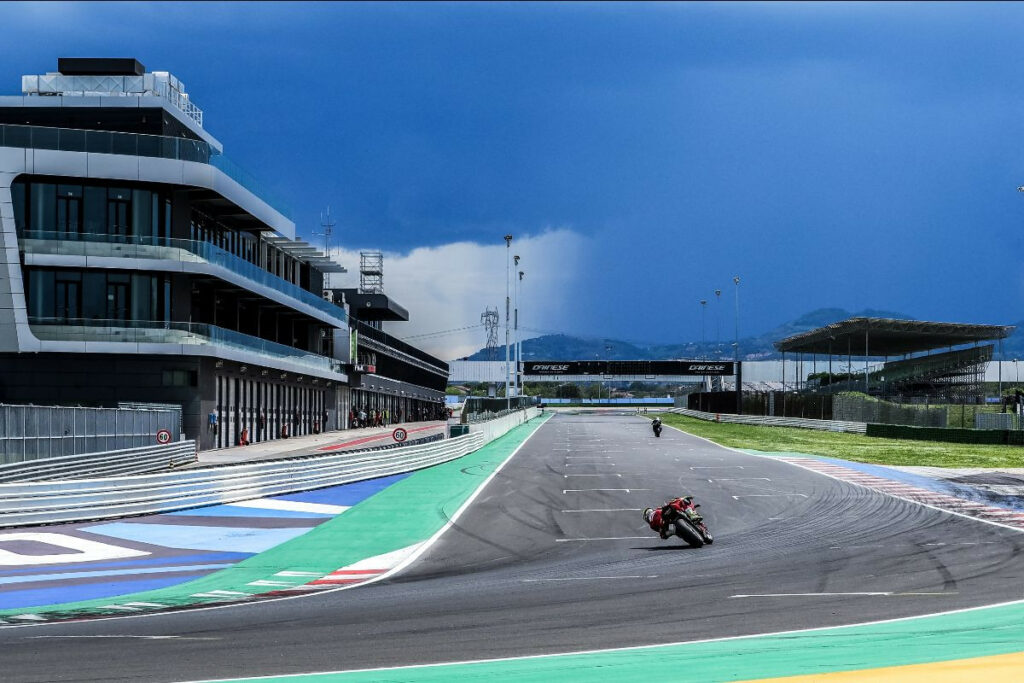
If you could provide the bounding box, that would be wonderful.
[513,255,520,398]
[518,269,525,396]
[504,234,512,410]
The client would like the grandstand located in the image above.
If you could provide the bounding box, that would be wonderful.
[774,317,1013,404]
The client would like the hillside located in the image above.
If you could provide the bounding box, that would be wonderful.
[455,308,1024,362]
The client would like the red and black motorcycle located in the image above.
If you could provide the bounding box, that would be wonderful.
[646,497,713,547]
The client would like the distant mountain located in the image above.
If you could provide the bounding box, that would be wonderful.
[456,308,921,362]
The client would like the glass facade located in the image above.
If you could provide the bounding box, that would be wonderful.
[26,268,169,324]
[0,122,293,218]
[16,179,169,242]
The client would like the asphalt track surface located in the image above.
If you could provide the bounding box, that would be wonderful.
[2,412,1023,682]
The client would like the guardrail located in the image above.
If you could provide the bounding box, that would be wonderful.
[0,432,487,528]
[0,441,197,483]
[666,408,867,434]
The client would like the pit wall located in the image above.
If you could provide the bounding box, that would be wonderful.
[468,406,542,443]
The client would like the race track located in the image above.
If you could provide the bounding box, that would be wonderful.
[2,412,1022,682]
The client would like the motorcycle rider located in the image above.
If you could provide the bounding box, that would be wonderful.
[652,417,662,435]
[643,496,698,539]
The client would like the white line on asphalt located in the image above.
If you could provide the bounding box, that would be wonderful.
[562,489,650,493]
[555,536,653,542]
[730,592,955,598]
[28,634,216,640]
[560,508,642,513]
[563,474,622,478]
[730,592,890,598]
[690,466,745,469]
[732,494,808,499]
[714,477,772,481]
[921,542,1000,546]
[564,463,615,466]
[565,456,613,459]
[521,576,659,582]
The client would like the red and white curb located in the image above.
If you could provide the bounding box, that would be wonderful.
[775,456,1024,531]
[305,543,424,588]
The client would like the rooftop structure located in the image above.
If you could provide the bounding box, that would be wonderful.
[774,317,1014,356]
[774,317,1015,404]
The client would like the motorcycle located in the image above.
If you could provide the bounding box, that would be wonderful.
[663,500,713,547]
[652,420,662,437]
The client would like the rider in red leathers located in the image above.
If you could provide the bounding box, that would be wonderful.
[644,496,697,539]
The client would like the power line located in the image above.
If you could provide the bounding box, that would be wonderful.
[399,323,485,341]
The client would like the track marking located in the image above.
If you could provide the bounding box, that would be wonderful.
[713,477,772,481]
[563,474,622,478]
[170,596,1024,682]
[27,634,207,640]
[730,592,956,598]
[555,536,652,542]
[521,576,659,582]
[564,463,615,467]
[229,499,350,516]
[690,466,745,469]
[562,489,649,493]
[732,494,808,499]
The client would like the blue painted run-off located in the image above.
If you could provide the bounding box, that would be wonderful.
[0,473,409,610]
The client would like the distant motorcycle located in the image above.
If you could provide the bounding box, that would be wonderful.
[652,419,662,437]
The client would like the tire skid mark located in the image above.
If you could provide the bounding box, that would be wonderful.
[773,456,1024,533]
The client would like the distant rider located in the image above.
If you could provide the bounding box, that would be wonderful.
[652,417,662,434]
[644,496,698,539]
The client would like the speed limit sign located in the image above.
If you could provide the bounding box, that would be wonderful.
[392,427,408,443]
[156,429,172,445]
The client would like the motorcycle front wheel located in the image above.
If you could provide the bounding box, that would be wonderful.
[674,519,704,547]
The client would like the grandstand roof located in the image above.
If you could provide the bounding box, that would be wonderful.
[774,317,1014,356]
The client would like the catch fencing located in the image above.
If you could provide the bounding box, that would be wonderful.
[667,407,867,434]
[0,404,181,465]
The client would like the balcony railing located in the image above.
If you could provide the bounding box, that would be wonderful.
[0,123,292,219]
[21,231,346,326]
[28,317,345,377]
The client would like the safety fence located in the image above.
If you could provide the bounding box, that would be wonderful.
[865,423,1024,446]
[0,407,541,529]
[666,407,868,434]
[0,404,181,465]
[0,433,484,528]
[0,441,197,483]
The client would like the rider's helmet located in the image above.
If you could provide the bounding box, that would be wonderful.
[643,507,655,524]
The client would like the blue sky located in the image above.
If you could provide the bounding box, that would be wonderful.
[3,2,1023,357]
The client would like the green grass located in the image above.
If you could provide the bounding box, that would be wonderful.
[658,413,1024,469]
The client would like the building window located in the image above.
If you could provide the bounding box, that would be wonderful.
[107,188,132,239]
[56,185,83,236]
[55,271,82,321]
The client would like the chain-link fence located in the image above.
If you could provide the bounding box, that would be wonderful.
[0,404,181,465]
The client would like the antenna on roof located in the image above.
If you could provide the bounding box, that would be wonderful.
[315,206,336,287]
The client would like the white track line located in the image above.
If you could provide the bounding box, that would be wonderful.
[562,489,649,493]
[173,596,1024,683]
[555,536,652,542]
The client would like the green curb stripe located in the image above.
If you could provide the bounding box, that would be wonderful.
[0,415,551,621]
[201,599,1024,682]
